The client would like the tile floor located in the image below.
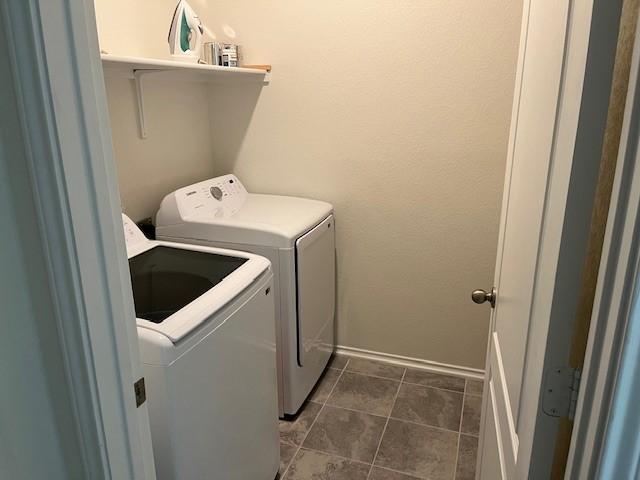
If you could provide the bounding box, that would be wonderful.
[278,355,483,480]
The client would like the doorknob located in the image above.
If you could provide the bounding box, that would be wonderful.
[471,287,496,308]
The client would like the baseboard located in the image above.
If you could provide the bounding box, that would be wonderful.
[335,345,485,380]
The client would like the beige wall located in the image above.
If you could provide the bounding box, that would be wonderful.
[94,0,522,369]
[94,0,177,59]
[103,77,213,220]
[95,0,215,220]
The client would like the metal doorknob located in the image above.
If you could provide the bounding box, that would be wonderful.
[471,287,496,308]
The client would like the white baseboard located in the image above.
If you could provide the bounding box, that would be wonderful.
[335,345,485,380]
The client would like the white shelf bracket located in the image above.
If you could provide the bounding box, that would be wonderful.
[133,69,162,139]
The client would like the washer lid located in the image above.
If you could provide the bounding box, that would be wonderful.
[129,241,270,342]
[122,215,270,342]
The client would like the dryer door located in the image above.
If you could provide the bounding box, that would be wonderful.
[295,215,335,368]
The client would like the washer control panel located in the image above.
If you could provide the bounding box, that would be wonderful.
[122,214,148,254]
[175,174,248,218]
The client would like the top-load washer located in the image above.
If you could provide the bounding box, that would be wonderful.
[155,174,335,417]
[123,214,279,479]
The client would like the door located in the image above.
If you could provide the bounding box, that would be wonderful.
[477,2,570,476]
[474,0,623,478]
[296,214,336,368]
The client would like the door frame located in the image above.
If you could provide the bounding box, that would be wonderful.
[567,10,640,477]
[4,0,636,478]
[1,0,155,478]
[520,1,623,478]
[477,0,625,478]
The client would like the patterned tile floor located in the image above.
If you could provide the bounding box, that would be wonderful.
[278,355,483,480]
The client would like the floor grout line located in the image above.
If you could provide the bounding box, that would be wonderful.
[323,401,391,419]
[298,446,372,467]
[343,369,405,383]
[400,379,466,395]
[385,415,468,436]
[295,445,454,480]
[366,368,407,479]
[343,355,474,395]
[314,371,475,418]
[460,392,482,437]
[371,465,434,480]
[313,400,465,436]
[340,371,403,385]
[280,356,350,479]
[452,380,469,480]
[464,378,485,398]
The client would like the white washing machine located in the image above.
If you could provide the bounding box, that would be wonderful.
[155,175,335,417]
[122,214,279,479]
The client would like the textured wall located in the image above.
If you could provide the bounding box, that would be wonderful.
[94,0,522,368]
[95,0,215,220]
[102,77,214,220]
[203,1,522,369]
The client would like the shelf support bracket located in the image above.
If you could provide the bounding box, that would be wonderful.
[133,69,162,139]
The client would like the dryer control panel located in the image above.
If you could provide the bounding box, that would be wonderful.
[173,174,248,219]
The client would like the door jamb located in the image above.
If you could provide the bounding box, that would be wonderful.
[567,9,640,476]
[1,0,155,478]
[520,0,623,477]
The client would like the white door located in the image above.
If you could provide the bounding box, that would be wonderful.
[478,1,569,476]
[475,1,616,478]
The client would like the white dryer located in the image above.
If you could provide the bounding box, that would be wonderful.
[155,175,335,417]
[123,215,279,479]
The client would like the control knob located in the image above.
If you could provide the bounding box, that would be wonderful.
[210,186,223,201]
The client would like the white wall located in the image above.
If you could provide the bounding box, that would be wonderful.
[94,0,522,369]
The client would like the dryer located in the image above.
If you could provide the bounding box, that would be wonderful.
[123,214,279,479]
[155,175,335,417]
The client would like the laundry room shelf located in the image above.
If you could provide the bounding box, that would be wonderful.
[100,54,271,139]
[101,54,271,83]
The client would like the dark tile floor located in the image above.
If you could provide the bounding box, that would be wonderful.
[279,355,483,480]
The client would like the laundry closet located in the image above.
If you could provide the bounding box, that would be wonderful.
[3,0,636,477]
[93,0,522,478]
[95,0,521,372]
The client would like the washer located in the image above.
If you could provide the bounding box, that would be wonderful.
[155,175,335,417]
[122,214,279,479]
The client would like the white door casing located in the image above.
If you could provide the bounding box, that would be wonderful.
[567,10,640,477]
[477,0,623,478]
[2,0,156,478]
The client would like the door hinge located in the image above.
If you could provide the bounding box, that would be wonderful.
[134,377,146,407]
[542,367,581,420]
